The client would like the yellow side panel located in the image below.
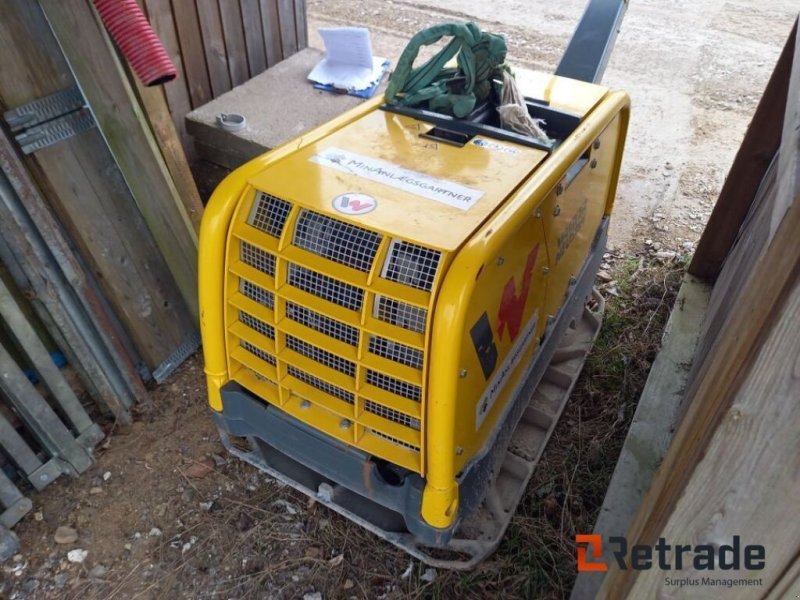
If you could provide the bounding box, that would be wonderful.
[449,212,549,471]
[542,115,623,320]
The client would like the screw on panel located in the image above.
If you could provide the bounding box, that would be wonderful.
[556,182,564,195]
[553,205,561,216]
[534,208,543,218]
[569,276,577,285]
[590,158,598,169]
[496,256,505,266]
[339,419,351,430]
[547,315,555,325]
[456,447,464,456]
[543,267,550,274]
[300,399,311,410]
[459,369,468,378]
[594,139,601,150]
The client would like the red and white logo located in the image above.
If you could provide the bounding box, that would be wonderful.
[332,193,377,215]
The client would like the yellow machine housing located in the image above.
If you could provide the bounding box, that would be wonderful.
[200,71,629,561]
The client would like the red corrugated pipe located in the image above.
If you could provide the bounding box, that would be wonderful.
[92,0,177,86]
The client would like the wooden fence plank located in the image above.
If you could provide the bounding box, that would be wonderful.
[132,77,205,233]
[0,1,142,416]
[170,0,212,107]
[260,0,284,67]
[772,22,800,240]
[219,0,249,86]
[240,0,267,75]
[140,0,195,154]
[196,0,232,97]
[277,0,298,60]
[36,134,195,367]
[689,20,796,281]
[294,0,307,50]
[624,276,800,599]
[41,0,200,326]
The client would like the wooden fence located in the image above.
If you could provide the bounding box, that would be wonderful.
[597,20,800,599]
[141,0,309,152]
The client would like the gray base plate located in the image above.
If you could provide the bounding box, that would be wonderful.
[219,290,604,569]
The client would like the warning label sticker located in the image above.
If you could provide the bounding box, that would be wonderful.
[310,147,484,210]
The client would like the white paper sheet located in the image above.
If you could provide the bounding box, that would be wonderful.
[308,27,387,91]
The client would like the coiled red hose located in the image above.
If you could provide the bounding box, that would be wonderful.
[92,0,177,86]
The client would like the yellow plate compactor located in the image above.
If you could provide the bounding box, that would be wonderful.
[199,0,630,568]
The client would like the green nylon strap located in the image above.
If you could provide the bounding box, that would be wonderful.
[385,22,507,118]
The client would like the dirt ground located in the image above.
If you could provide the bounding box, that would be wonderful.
[2,1,798,599]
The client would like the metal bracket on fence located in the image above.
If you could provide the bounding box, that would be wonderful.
[152,330,201,383]
[2,86,96,154]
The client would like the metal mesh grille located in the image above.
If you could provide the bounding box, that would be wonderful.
[239,311,275,339]
[287,365,354,404]
[374,296,427,333]
[368,336,423,369]
[286,302,359,346]
[294,210,381,272]
[240,279,274,309]
[383,241,441,291]
[287,263,364,311]
[364,399,420,430]
[249,192,292,238]
[241,242,276,277]
[240,340,276,365]
[366,370,421,401]
[366,429,420,452]
[286,335,356,377]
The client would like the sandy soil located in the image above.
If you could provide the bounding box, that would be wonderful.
[2,2,798,599]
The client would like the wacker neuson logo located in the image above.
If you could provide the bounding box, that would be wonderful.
[576,535,765,589]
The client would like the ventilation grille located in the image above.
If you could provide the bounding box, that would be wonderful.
[241,340,276,365]
[366,370,421,402]
[239,311,274,339]
[249,192,292,238]
[286,335,356,377]
[365,399,420,430]
[367,429,419,452]
[287,365,354,404]
[294,210,382,272]
[241,242,276,277]
[241,279,274,309]
[383,241,441,291]
[374,296,427,333]
[286,302,359,346]
[368,336,423,369]
[287,263,364,311]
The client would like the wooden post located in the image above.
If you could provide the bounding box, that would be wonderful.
[40,0,200,322]
[689,20,797,281]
